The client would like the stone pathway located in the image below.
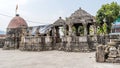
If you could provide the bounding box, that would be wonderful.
[0,49,119,68]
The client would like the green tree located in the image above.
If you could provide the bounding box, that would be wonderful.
[103,23,107,34]
[97,23,107,35]
[72,26,76,35]
[78,26,84,36]
[96,2,120,33]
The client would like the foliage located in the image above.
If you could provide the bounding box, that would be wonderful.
[97,26,103,35]
[103,23,107,34]
[72,26,76,33]
[89,26,94,35]
[61,27,65,33]
[96,2,120,33]
[78,26,84,35]
[97,23,107,35]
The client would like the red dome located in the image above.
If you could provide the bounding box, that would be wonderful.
[7,14,28,28]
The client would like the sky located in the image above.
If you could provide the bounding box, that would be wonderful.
[0,0,120,31]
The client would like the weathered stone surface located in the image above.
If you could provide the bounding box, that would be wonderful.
[106,57,116,63]
[96,45,105,62]
[108,46,117,58]
[96,41,120,63]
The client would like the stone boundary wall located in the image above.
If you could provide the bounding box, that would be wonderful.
[0,39,5,48]
[19,36,96,52]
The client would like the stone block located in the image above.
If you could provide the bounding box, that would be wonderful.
[115,58,120,63]
[96,45,105,62]
[106,57,116,63]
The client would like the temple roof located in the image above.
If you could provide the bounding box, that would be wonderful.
[67,8,95,24]
[7,14,28,29]
[39,24,53,34]
[28,24,53,35]
[53,17,66,26]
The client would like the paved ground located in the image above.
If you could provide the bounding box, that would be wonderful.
[0,49,120,68]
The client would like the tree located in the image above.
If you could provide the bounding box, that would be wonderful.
[72,26,76,35]
[78,26,84,36]
[97,23,107,35]
[103,23,107,34]
[96,2,120,33]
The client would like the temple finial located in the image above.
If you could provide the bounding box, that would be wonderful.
[79,7,82,10]
[15,4,18,15]
[59,17,62,19]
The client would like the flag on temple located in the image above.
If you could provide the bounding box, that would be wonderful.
[16,4,18,14]
[16,4,18,10]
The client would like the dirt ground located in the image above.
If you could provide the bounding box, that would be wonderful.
[0,48,119,68]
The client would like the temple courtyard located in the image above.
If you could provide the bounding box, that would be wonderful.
[0,48,119,68]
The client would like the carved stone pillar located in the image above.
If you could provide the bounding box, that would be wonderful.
[68,25,72,36]
[83,23,87,36]
[56,27,59,38]
[93,23,97,35]
[53,26,56,49]
[53,27,56,37]
[64,26,67,36]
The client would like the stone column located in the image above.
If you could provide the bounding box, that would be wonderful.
[64,26,67,36]
[93,22,97,35]
[83,23,87,36]
[96,45,105,62]
[56,27,59,38]
[68,24,72,36]
[53,27,56,37]
[53,26,56,49]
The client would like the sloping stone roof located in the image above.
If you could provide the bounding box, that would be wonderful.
[67,8,95,24]
[53,17,66,26]
[7,14,28,29]
[28,24,53,35]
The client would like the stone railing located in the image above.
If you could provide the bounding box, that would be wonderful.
[19,36,54,51]
[97,35,109,45]
[0,39,5,48]
[19,35,97,52]
[55,36,97,52]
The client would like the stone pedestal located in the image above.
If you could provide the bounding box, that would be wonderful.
[96,45,105,62]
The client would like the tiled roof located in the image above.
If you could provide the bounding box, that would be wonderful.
[7,15,28,28]
[0,34,6,37]
[0,34,6,39]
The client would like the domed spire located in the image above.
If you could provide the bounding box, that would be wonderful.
[7,15,28,29]
[7,3,28,29]
[16,14,19,16]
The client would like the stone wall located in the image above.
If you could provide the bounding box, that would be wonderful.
[3,28,22,50]
[55,36,96,52]
[97,35,109,45]
[20,35,97,52]
[19,36,53,51]
[0,39,5,48]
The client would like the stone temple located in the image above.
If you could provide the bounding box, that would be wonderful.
[3,8,97,52]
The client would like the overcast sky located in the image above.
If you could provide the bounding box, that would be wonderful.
[0,0,120,31]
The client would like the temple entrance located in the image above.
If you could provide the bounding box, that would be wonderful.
[55,26,65,43]
[73,23,84,36]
